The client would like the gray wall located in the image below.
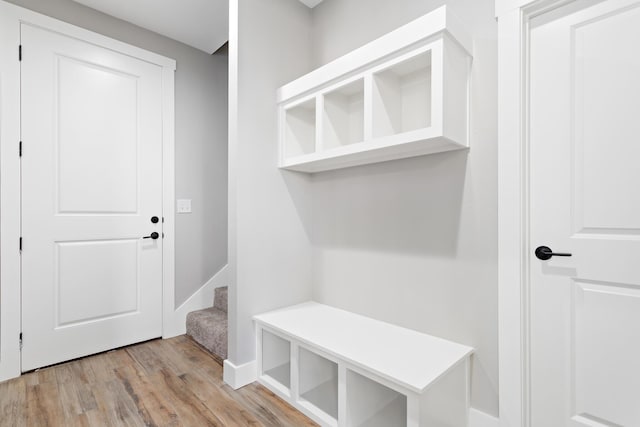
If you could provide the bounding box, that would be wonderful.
[228,0,314,365]
[6,0,229,307]
[309,0,499,416]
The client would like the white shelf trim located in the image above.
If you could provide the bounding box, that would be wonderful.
[277,5,471,103]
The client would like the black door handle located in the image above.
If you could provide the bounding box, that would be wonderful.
[535,245,571,260]
[143,232,160,240]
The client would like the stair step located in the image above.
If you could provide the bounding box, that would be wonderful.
[214,286,228,313]
[186,306,227,360]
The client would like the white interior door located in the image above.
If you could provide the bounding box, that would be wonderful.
[21,24,164,371]
[529,0,640,425]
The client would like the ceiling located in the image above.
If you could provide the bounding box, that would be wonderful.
[72,0,324,54]
[72,0,229,54]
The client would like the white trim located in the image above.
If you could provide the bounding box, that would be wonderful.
[497,5,527,426]
[0,1,22,382]
[12,5,176,70]
[163,265,229,338]
[223,359,257,390]
[496,0,539,17]
[161,61,177,340]
[277,5,472,103]
[0,0,175,382]
[226,0,239,364]
[497,1,583,426]
[470,408,500,427]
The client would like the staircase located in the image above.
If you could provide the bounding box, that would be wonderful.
[186,286,228,361]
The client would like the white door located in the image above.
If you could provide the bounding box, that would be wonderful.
[529,0,640,425]
[21,24,164,371]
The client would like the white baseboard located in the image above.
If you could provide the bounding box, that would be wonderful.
[470,408,500,427]
[223,359,257,389]
[162,264,228,338]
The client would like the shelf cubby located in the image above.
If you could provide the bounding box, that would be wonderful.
[283,98,316,159]
[372,51,432,138]
[322,78,365,150]
[298,347,339,423]
[261,329,291,390]
[346,370,407,427]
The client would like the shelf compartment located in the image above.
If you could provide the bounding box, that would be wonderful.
[297,347,339,423]
[322,79,365,150]
[283,98,316,159]
[346,370,407,427]
[261,329,291,390]
[372,51,432,138]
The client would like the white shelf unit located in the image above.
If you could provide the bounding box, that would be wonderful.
[277,5,472,173]
[254,302,474,427]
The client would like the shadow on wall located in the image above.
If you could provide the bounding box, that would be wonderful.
[310,150,468,256]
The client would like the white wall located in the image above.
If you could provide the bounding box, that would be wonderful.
[4,0,229,307]
[309,0,498,416]
[227,0,314,365]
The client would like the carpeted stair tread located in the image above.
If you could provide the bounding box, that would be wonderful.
[186,286,229,361]
[186,307,227,360]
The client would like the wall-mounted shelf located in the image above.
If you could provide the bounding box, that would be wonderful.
[254,302,473,427]
[277,6,472,173]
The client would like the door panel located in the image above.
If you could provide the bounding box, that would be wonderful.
[572,4,640,233]
[21,24,163,371]
[530,0,640,425]
[57,56,139,214]
[56,240,139,327]
[574,281,640,427]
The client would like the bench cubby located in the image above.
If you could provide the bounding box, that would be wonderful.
[260,329,292,394]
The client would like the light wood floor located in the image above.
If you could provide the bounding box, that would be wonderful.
[0,335,317,427]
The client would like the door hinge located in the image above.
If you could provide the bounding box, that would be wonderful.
[18,45,22,61]
[19,333,23,350]
[19,141,22,157]
[19,237,22,252]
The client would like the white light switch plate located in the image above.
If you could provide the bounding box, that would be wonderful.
[176,199,192,213]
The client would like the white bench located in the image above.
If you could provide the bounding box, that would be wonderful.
[254,302,473,427]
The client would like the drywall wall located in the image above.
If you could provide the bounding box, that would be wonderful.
[310,0,499,416]
[227,0,314,365]
[5,0,228,307]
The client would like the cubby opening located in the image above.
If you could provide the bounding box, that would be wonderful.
[284,99,316,158]
[372,51,432,138]
[323,79,365,150]
[346,370,407,427]
[298,347,339,421]
[261,330,291,389]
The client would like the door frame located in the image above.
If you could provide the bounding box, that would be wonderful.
[0,0,177,381]
[496,0,609,426]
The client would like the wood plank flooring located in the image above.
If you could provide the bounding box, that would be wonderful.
[0,335,317,427]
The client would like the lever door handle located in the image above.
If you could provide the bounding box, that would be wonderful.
[143,232,160,240]
[535,245,571,260]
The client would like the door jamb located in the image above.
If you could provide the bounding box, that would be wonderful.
[496,1,606,426]
[0,0,176,381]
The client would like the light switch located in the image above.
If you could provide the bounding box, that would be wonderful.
[176,199,192,214]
